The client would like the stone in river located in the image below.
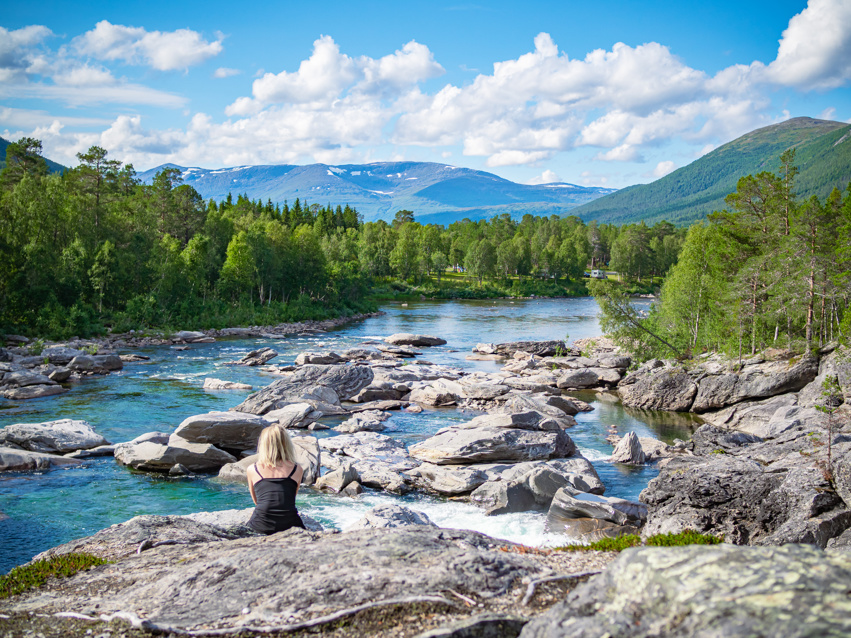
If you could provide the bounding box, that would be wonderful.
[385,333,447,346]
[347,504,435,530]
[114,434,236,473]
[294,351,343,365]
[0,446,82,472]
[2,384,66,400]
[610,431,646,464]
[172,411,274,450]
[521,544,851,638]
[617,365,698,412]
[546,487,646,533]
[2,370,57,388]
[315,460,359,492]
[0,418,110,454]
[265,403,324,429]
[407,462,489,495]
[235,364,374,414]
[410,427,576,465]
[334,410,390,433]
[203,378,252,391]
[48,367,73,382]
[173,330,206,341]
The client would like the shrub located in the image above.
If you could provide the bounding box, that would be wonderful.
[556,530,723,553]
[0,553,108,599]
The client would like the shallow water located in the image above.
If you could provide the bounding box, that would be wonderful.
[0,298,699,573]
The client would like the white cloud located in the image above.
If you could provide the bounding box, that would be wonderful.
[819,106,837,121]
[73,20,223,71]
[0,80,187,108]
[213,67,241,78]
[52,63,115,87]
[594,144,643,162]
[765,0,851,90]
[651,160,676,178]
[0,25,53,81]
[527,169,562,184]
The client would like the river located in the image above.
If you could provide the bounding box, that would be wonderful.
[0,298,701,574]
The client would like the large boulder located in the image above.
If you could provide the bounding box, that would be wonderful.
[172,411,274,450]
[691,357,819,412]
[0,419,109,454]
[10,526,552,633]
[410,427,575,465]
[493,340,567,357]
[203,378,253,391]
[41,347,85,365]
[234,364,374,414]
[114,434,236,473]
[0,446,82,472]
[265,403,324,429]
[334,410,390,433]
[2,384,66,400]
[520,544,851,638]
[701,393,798,433]
[346,504,436,530]
[799,346,851,408]
[547,486,646,530]
[617,365,698,412]
[407,463,489,495]
[610,431,646,464]
[385,333,447,346]
[314,460,359,492]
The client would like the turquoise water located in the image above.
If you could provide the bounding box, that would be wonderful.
[0,298,698,573]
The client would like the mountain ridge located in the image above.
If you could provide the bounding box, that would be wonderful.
[569,117,851,226]
[137,160,615,223]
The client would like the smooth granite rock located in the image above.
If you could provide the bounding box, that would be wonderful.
[172,411,274,450]
[114,435,236,473]
[520,544,851,638]
[347,504,436,530]
[0,446,83,472]
[0,419,109,454]
[410,427,575,465]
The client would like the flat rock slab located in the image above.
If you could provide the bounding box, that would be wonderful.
[520,544,851,638]
[0,419,109,454]
[0,446,82,472]
[410,427,576,465]
[385,333,447,346]
[6,526,551,634]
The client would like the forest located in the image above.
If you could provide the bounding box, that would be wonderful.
[592,149,851,361]
[0,138,684,339]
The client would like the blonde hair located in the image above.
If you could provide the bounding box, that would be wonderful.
[257,425,296,468]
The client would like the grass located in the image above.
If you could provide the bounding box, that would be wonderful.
[556,530,724,553]
[0,553,109,599]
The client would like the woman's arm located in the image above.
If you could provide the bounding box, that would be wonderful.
[247,466,258,505]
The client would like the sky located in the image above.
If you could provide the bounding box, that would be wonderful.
[1,0,850,189]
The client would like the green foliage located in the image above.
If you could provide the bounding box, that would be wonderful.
[0,553,108,599]
[556,530,723,553]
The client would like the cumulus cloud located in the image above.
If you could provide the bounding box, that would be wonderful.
[0,25,53,82]
[527,169,562,184]
[651,160,676,178]
[213,67,241,78]
[765,0,851,90]
[73,20,224,71]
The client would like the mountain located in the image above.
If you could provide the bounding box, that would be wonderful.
[569,117,851,226]
[0,136,66,174]
[137,161,615,224]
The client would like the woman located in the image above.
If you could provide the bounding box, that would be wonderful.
[246,425,306,534]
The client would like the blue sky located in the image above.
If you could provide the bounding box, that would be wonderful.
[2,0,850,188]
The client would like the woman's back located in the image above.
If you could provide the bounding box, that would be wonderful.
[248,462,305,534]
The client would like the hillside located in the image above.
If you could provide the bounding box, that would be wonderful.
[0,137,66,174]
[137,161,615,223]
[569,117,851,226]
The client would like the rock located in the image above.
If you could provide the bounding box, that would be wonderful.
[64,444,115,459]
[172,411,274,451]
[610,431,646,464]
[14,526,551,633]
[546,487,646,533]
[203,378,252,390]
[550,517,640,543]
[341,480,364,497]
[492,340,567,357]
[701,393,798,433]
[174,330,206,341]
[119,353,150,362]
[235,364,374,414]
[0,446,82,472]
[335,410,390,433]
[68,355,95,371]
[556,369,600,389]
[218,435,320,486]
[0,419,110,454]
[347,504,436,530]
[295,351,343,365]
[470,480,539,515]
[410,427,575,465]
[408,378,463,406]
[416,614,527,638]
[350,386,402,402]
[520,544,851,638]
[92,354,123,370]
[114,435,237,473]
[461,410,563,431]
[691,357,819,412]
[617,366,698,411]
[385,333,447,346]
[408,463,489,495]
[2,370,57,387]
[2,384,66,400]
[265,403,324,429]
[169,463,191,476]
[239,347,279,366]
[315,460,359,492]
[48,367,73,382]
[376,344,420,357]
[41,346,85,365]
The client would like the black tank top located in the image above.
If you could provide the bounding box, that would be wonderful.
[247,463,305,534]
